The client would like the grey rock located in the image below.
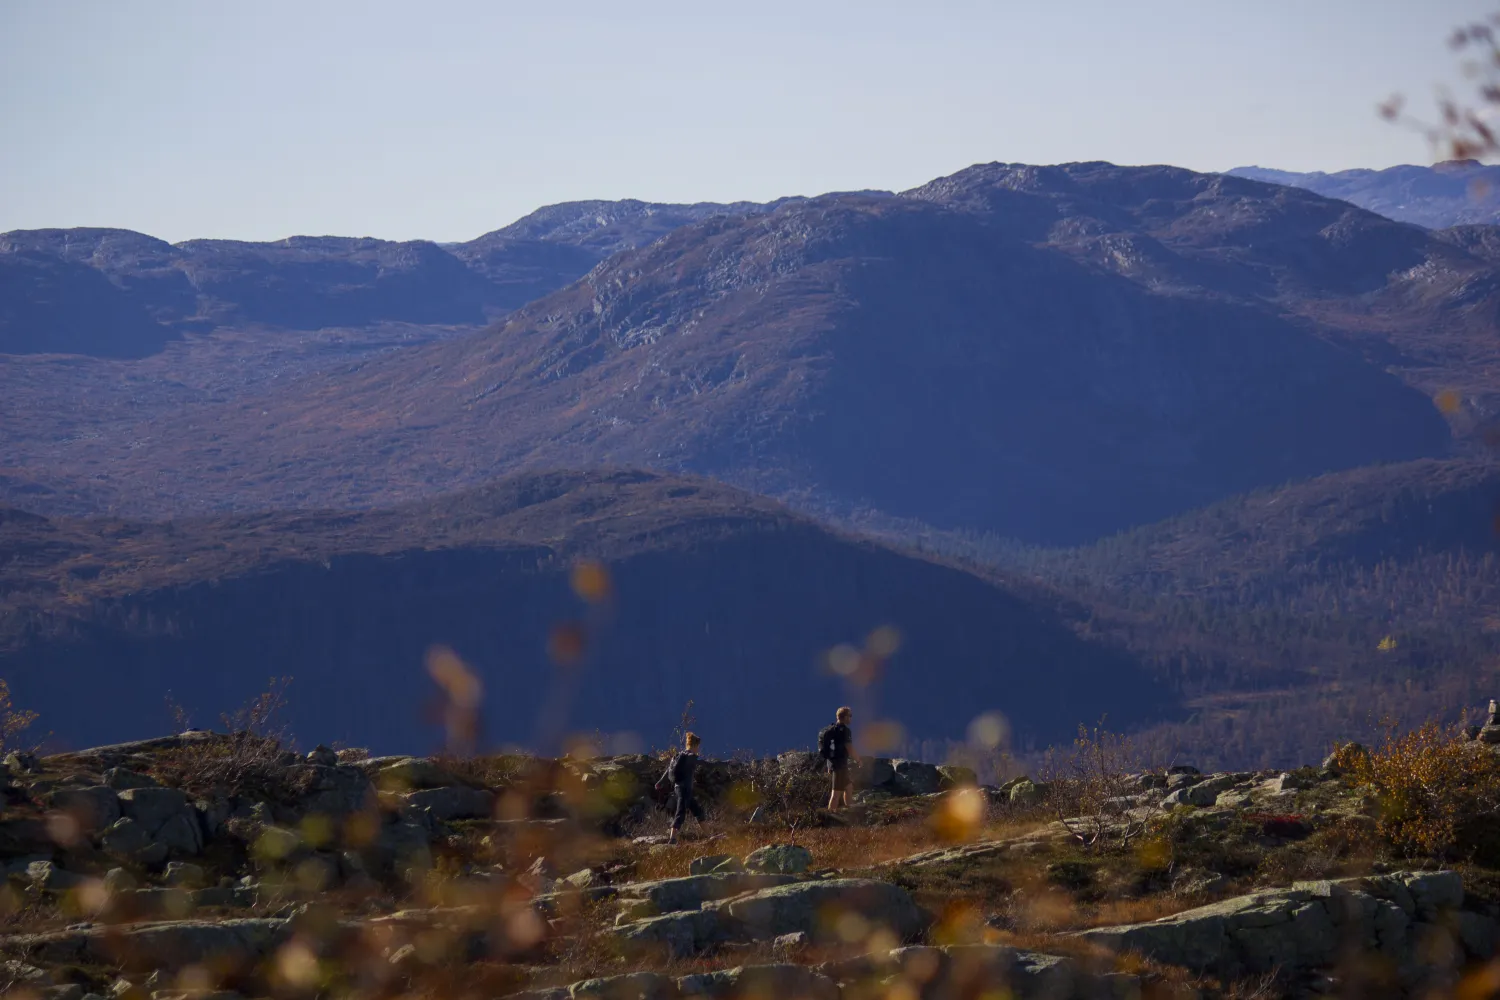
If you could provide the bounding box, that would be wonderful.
[936,764,977,789]
[46,786,120,832]
[688,854,743,876]
[617,872,800,918]
[305,745,338,766]
[117,787,203,855]
[2,917,289,967]
[890,759,943,795]
[100,817,168,866]
[26,860,86,893]
[570,972,679,1000]
[743,844,812,875]
[1008,779,1047,806]
[299,764,376,818]
[403,785,494,821]
[678,964,836,1000]
[102,768,158,790]
[376,757,459,790]
[103,868,138,895]
[860,757,896,788]
[1075,870,1479,978]
[5,751,40,774]
[720,878,927,944]
[1163,773,1237,807]
[163,862,206,887]
[615,908,724,958]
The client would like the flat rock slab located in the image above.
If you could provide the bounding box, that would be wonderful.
[1,917,289,969]
[1074,870,1482,980]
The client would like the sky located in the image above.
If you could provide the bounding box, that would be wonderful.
[1,0,1495,243]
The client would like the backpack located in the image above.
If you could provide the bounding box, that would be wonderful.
[818,725,837,761]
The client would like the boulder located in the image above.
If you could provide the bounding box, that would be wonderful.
[617,872,801,918]
[299,764,376,817]
[305,745,338,766]
[859,757,896,789]
[936,764,978,789]
[1163,774,1238,808]
[743,844,812,875]
[891,760,943,796]
[719,878,927,944]
[117,787,203,855]
[688,855,743,876]
[102,767,158,790]
[1008,779,1047,806]
[100,817,168,866]
[46,786,120,833]
[403,786,494,821]
[3,917,290,968]
[678,964,837,1000]
[570,972,679,1000]
[164,862,207,888]
[376,757,460,790]
[25,860,85,893]
[1074,870,1483,979]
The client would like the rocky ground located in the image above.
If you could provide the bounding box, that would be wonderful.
[0,733,1496,1000]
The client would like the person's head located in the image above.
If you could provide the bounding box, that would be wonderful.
[685,732,701,751]
[836,706,852,724]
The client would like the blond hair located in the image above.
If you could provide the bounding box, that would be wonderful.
[836,706,852,722]
[685,732,701,749]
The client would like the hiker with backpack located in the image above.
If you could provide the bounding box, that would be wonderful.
[819,706,858,811]
[658,731,706,843]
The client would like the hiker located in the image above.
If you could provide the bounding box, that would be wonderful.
[659,732,706,843]
[820,706,858,810]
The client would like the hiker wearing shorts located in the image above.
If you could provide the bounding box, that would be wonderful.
[820,707,858,811]
[660,732,705,843]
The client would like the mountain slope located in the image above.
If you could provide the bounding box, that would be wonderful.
[10,162,1455,543]
[0,199,779,357]
[0,470,1168,755]
[1229,162,1500,229]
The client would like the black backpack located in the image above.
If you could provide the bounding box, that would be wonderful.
[818,725,837,761]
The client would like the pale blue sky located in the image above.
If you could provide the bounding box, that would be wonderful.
[1,1,1493,242]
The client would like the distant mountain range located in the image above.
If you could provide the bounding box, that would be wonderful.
[1,162,1472,545]
[0,199,793,357]
[7,160,1500,764]
[1229,161,1500,229]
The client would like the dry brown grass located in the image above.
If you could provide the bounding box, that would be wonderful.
[622,814,1051,882]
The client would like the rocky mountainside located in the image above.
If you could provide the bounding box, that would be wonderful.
[0,199,780,358]
[1230,161,1500,229]
[0,470,1166,755]
[3,163,1474,545]
[874,456,1500,768]
[2,724,1498,1000]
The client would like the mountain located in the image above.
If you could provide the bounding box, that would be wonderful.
[0,469,1168,756]
[3,161,1463,544]
[0,198,781,358]
[885,456,1500,768]
[1228,162,1500,229]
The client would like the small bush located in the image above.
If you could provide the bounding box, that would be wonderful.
[1041,721,1167,851]
[1333,720,1500,861]
[0,679,37,752]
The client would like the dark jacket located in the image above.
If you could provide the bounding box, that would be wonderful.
[820,723,852,765]
[661,751,699,790]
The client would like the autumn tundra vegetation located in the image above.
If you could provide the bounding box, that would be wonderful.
[2,660,1500,1000]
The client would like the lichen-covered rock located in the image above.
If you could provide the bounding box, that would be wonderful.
[688,854,742,876]
[46,786,120,833]
[617,872,800,918]
[1074,870,1490,982]
[570,971,680,1000]
[1008,779,1047,806]
[100,817,168,866]
[376,757,460,790]
[719,878,927,944]
[117,787,203,856]
[678,963,837,1000]
[936,764,978,789]
[891,760,943,795]
[403,786,494,821]
[743,844,811,875]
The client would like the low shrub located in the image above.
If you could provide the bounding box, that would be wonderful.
[1332,720,1500,861]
